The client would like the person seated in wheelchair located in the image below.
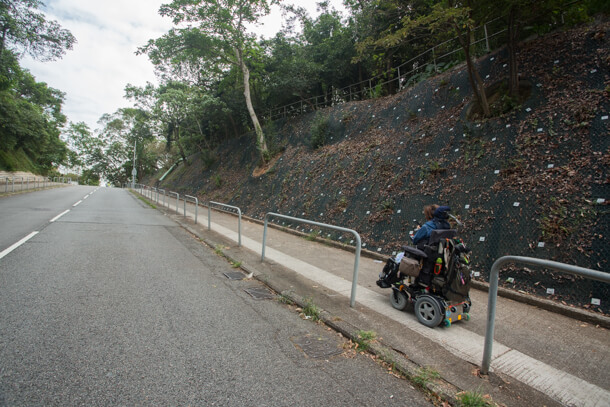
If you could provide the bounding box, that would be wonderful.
[378,204,454,288]
[398,205,454,285]
[412,204,451,247]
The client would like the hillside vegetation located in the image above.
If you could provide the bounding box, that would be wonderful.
[152,20,610,313]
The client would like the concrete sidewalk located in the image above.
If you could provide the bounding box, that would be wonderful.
[146,191,609,407]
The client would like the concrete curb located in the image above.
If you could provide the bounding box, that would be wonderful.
[177,219,465,406]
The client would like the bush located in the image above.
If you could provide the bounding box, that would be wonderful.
[310,113,330,150]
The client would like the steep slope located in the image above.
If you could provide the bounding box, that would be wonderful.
[155,20,609,313]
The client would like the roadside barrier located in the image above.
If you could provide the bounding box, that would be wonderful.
[168,192,180,212]
[208,202,242,247]
[481,256,610,375]
[158,189,166,207]
[261,212,362,308]
[184,195,198,223]
[0,176,65,193]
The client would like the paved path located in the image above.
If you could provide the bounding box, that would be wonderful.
[0,187,434,406]
[152,191,610,407]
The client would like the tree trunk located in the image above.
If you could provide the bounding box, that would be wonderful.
[458,27,491,117]
[195,119,211,150]
[236,47,268,162]
[174,125,188,164]
[507,6,520,99]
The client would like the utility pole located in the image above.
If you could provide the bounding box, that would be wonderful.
[131,139,137,189]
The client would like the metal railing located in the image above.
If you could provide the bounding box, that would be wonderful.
[0,176,67,193]
[266,17,506,121]
[158,189,166,207]
[208,201,242,247]
[481,256,610,375]
[261,212,362,308]
[184,195,198,223]
[168,191,180,212]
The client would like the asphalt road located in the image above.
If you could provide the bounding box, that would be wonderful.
[0,187,432,406]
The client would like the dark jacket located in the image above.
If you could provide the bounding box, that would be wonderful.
[412,206,451,245]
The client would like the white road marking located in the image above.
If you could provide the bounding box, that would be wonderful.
[50,209,70,223]
[0,231,39,260]
[73,200,82,207]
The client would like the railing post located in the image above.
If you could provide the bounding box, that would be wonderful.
[484,23,490,52]
[261,212,362,307]
[481,256,609,375]
[262,216,269,261]
[208,202,242,246]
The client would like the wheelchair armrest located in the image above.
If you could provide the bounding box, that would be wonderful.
[402,246,428,259]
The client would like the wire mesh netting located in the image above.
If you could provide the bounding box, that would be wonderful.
[159,22,609,314]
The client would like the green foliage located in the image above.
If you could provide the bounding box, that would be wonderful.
[212,174,222,188]
[0,61,68,174]
[354,330,377,351]
[277,293,295,305]
[456,390,495,407]
[380,199,395,211]
[0,0,76,62]
[0,148,37,172]
[412,366,441,388]
[79,169,100,186]
[310,113,330,149]
[302,297,321,321]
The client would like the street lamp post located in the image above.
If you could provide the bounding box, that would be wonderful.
[131,139,137,189]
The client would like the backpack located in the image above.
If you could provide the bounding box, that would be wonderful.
[441,238,472,303]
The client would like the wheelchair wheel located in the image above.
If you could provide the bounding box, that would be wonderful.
[390,289,409,311]
[414,295,443,327]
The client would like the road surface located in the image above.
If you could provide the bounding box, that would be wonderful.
[0,186,432,406]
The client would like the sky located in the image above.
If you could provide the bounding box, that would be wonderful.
[21,0,347,132]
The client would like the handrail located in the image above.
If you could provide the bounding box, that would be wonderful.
[208,201,242,247]
[158,189,166,207]
[184,195,198,223]
[266,17,507,121]
[262,212,362,308]
[481,256,609,375]
[168,191,180,212]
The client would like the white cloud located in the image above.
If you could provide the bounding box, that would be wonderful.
[21,0,345,131]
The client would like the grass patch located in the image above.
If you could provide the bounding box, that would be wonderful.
[456,390,495,407]
[412,366,441,388]
[277,294,295,305]
[302,297,321,321]
[137,196,157,209]
[354,330,377,351]
[231,261,242,268]
[304,231,318,241]
[214,244,225,256]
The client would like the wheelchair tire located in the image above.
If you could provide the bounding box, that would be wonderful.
[390,290,409,311]
[414,295,443,327]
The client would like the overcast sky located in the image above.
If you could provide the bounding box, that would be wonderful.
[20,0,346,132]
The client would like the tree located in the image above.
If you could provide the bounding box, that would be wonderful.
[141,0,277,162]
[0,0,75,64]
[366,0,493,116]
[0,63,68,173]
[500,0,589,99]
[126,81,223,165]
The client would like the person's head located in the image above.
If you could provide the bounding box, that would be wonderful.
[423,204,439,221]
